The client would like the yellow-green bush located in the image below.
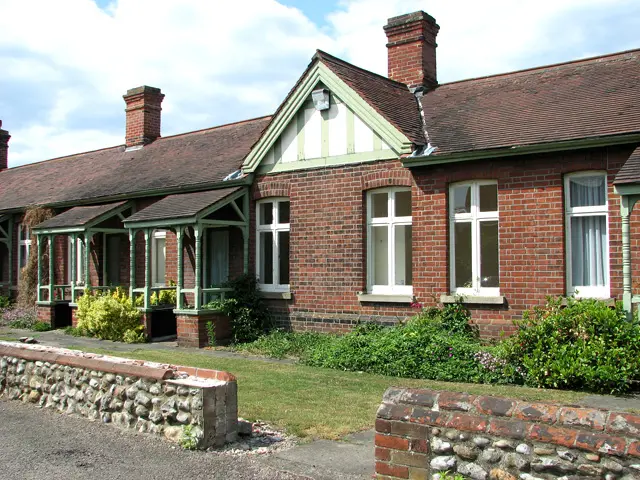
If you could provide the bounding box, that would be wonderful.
[76,288,145,343]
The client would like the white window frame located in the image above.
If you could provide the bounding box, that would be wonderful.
[256,198,290,292]
[67,237,85,285]
[152,229,167,287]
[449,180,500,297]
[17,223,31,280]
[366,187,413,296]
[564,171,610,299]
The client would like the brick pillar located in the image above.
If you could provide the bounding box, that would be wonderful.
[0,120,10,171]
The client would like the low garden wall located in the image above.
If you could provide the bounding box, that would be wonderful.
[375,387,640,479]
[0,341,238,448]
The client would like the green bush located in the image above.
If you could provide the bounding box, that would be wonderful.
[32,321,52,332]
[298,305,499,383]
[499,297,640,394]
[0,295,10,309]
[203,274,271,343]
[235,330,332,359]
[76,289,145,343]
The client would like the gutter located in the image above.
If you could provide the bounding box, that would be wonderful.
[402,133,640,168]
[0,173,255,215]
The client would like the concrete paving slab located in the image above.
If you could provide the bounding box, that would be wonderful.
[260,434,374,479]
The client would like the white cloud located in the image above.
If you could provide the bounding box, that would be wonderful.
[1,0,638,167]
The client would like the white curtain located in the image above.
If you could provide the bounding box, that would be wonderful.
[571,216,606,286]
[570,176,605,207]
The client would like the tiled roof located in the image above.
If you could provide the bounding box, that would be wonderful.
[615,146,640,184]
[0,116,271,213]
[315,51,426,145]
[124,187,241,224]
[422,49,640,156]
[33,201,127,230]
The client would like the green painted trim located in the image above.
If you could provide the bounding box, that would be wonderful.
[84,231,91,287]
[194,225,202,310]
[48,235,54,302]
[346,108,355,154]
[70,234,77,304]
[36,236,43,302]
[200,219,246,227]
[615,184,640,196]
[7,216,12,289]
[128,230,136,300]
[297,111,305,161]
[403,133,640,168]
[256,149,397,174]
[194,188,247,222]
[35,227,84,235]
[176,227,184,310]
[242,62,414,174]
[373,132,382,151]
[143,229,151,309]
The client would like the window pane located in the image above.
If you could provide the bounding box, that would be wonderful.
[372,192,388,218]
[570,176,606,207]
[259,203,273,225]
[19,245,28,269]
[155,237,166,285]
[395,191,411,217]
[372,226,388,285]
[454,222,472,288]
[394,225,412,286]
[278,231,290,285]
[571,216,607,286]
[480,221,499,288]
[278,201,290,224]
[479,184,498,212]
[452,185,471,214]
[259,232,273,284]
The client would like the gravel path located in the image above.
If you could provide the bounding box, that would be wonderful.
[0,398,307,480]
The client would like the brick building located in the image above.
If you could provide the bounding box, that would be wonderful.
[1,11,640,345]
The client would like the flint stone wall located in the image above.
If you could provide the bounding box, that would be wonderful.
[375,387,640,480]
[0,342,238,449]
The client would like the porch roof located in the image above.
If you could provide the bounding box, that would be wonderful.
[32,201,128,231]
[123,187,242,227]
[614,146,640,185]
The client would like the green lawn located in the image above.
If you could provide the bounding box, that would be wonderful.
[69,347,588,440]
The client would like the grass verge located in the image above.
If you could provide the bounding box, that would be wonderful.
[72,346,588,440]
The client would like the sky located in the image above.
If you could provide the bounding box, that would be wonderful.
[0,0,639,168]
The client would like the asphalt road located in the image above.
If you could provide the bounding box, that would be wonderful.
[0,399,307,480]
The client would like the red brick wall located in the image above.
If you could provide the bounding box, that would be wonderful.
[253,145,640,338]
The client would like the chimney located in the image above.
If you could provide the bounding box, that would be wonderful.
[384,11,440,89]
[123,86,165,148]
[0,120,10,171]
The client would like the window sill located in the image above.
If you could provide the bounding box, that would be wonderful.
[357,293,414,304]
[440,295,505,305]
[260,291,292,300]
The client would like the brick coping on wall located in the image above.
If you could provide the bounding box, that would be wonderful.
[0,341,236,385]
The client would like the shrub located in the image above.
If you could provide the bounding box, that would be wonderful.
[203,274,271,344]
[32,321,52,332]
[302,305,496,383]
[76,288,145,343]
[1,306,38,329]
[499,297,640,394]
[235,330,332,359]
[0,295,10,309]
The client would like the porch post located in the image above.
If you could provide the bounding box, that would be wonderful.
[243,191,250,274]
[84,231,92,287]
[48,235,55,302]
[621,195,634,320]
[194,225,202,310]
[36,235,43,302]
[7,216,13,289]
[129,229,136,300]
[144,229,152,309]
[176,226,184,310]
[70,234,77,304]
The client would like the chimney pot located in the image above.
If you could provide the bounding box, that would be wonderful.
[123,86,165,148]
[384,11,440,89]
[0,120,10,171]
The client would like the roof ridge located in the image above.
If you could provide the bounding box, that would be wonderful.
[315,49,411,91]
[158,114,273,141]
[437,48,640,87]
